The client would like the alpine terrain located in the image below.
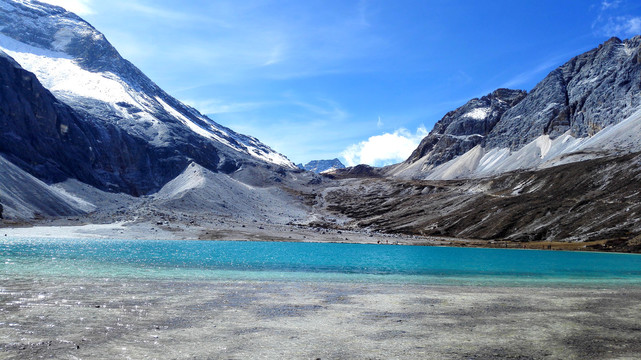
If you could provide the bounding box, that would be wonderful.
[321,35,641,252]
[1,0,641,252]
[0,0,295,197]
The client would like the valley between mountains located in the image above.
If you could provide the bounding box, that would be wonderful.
[1,0,641,252]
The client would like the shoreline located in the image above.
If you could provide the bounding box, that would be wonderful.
[0,218,633,254]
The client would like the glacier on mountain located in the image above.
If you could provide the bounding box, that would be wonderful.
[0,0,294,170]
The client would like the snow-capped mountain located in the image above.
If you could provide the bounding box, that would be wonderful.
[391,36,641,180]
[0,0,294,194]
[297,158,346,174]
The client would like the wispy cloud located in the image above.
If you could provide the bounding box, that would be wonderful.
[376,116,383,129]
[593,0,641,38]
[120,2,210,22]
[289,97,349,121]
[601,0,621,10]
[39,0,94,15]
[341,126,428,167]
[599,16,641,36]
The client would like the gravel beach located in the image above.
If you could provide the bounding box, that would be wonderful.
[2,276,641,359]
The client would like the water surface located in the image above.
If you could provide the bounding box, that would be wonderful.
[2,238,640,286]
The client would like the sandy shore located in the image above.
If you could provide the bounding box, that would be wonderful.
[0,218,611,251]
[1,275,640,359]
[0,218,450,246]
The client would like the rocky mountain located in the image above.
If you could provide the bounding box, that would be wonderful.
[0,0,294,195]
[320,35,641,251]
[402,88,527,169]
[391,36,641,180]
[297,158,346,173]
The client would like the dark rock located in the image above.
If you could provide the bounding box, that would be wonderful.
[0,1,294,196]
[404,88,527,169]
[325,164,383,179]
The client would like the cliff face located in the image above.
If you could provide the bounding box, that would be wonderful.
[486,37,641,150]
[0,50,178,194]
[0,0,294,195]
[397,36,641,180]
[405,88,527,169]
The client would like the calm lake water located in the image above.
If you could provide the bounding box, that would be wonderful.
[2,238,641,287]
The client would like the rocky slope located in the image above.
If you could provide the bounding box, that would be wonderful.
[317,151,641,251]
[0,49,163,194]
[391,36,641,180]
[298,158,346,173]
[403,89,526,168]
[0,0,294,195]
[0,154,94,219]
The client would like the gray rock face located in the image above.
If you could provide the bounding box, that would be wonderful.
[486,36,641,150]
[404,36,641,173]
[0,0,293,195]
[298,159,346,173]
[405,88,527,169]
[0,50,175,194]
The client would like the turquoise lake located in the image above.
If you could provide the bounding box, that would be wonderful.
[2,238,641,287]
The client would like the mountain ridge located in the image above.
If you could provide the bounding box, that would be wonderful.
[0,0,294,195]
[297,158,346,173]
[387,35,641,180]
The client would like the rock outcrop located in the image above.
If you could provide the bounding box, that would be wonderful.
[396,36,641,180]
[404,88,526,169]
[486,36,641,150]
[0,0,294,195]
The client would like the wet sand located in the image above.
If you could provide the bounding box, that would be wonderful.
[2,276,641,359]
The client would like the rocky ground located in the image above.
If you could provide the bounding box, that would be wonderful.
[2,277,641,359]
[320,152,641,253]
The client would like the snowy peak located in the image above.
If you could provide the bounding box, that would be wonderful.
[297,158,346,173]
[0,0,294,173]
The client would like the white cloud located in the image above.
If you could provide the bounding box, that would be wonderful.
[38,0,94,15]
[593,0,641,38]
[598,16,641,37]
[341,126,428,167]
[601,0,621,10]
[376,116,383,128]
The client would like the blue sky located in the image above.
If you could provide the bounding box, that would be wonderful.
[43,0,641,166]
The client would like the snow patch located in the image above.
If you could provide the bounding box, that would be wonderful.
[463,107,491,120]
[0,34,137,105]
[622,43,636,57]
